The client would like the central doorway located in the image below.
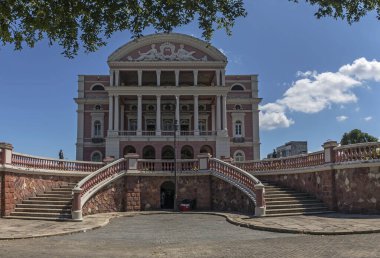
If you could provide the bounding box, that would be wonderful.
[160,181,175,209]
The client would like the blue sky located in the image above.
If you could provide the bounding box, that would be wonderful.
[0,0,379,159]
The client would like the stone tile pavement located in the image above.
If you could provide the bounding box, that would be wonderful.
[0,211,380,240]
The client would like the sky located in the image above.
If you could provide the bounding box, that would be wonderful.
[0,0,379,160]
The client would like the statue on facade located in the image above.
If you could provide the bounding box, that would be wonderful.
[176,44,197,61]
[59,149,64,159]
[135,44,160,61]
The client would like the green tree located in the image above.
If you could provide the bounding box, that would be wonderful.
[340,129,378,145]
[1,0,380,58]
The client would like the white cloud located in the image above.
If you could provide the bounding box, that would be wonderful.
[336,116,348,122]
[339,57,380,82]
[259,103,294,130]
[364,116,373,121]
[260,57,380,130]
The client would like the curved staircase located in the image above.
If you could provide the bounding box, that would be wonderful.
[262,181,334,216]
[5,183,76,221]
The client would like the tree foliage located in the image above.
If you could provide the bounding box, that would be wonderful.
[0,0,246,58]
[1,0,380,58]
[340,129,378,145]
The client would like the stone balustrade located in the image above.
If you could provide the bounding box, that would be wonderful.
[138,159,199,172]
[234,150,325,172]
[335,142,380,162]
[10,152,104,172]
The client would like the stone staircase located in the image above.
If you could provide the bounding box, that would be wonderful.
[262,181,333,217]
[6,183,76,221]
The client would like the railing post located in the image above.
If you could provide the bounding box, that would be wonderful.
[71,187,83,221]
[323,140,338,164]
[0,142,13,165]
[254,183,266,216]
[125,153,139,172]
[197,153,211,171]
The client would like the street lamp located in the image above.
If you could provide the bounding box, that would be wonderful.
[173,119,179,211]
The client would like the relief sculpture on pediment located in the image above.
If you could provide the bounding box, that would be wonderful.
[127,42,208,61]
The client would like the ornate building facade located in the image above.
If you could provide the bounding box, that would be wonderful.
[75,33,261,162]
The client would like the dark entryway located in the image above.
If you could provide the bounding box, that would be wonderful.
[160,181,175,209]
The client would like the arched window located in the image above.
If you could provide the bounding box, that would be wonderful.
[235,104,242,110]
[91,151,102,162]
[200,145,213,156]
[234,151,245,162]
[235,120,242,136]
[143,146,156,159]
[94,121,101,137]
[91,84,105,91]
[231,84,244,91]
[161,146,174,159]
[95,105,102,110]
[181,145,194,159]
[123,145,136,155]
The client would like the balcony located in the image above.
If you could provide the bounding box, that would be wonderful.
[232,137,245,143]
[116,130,217,138]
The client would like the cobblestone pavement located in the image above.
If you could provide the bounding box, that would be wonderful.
[0,214,380,258]
[238,213,380,234]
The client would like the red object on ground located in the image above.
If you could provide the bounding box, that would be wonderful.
[179,203,191,211]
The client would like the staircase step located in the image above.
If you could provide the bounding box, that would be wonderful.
[265,193,311,198]
[9,212,72,218]
[266,199,323,205]
[264,190,297,194]
[49,190,72,194]
[265,211,335,217]
[266,206,329,214]
[16,203,72,209]
[29,197,72,201]
[267,203,324,208]
[14,208,71,213]
[4,216,74,221]
[37,194,72,198]
[23,200,72,205]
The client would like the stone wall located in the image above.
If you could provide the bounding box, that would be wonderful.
[81,174,256,216]
[0,172,82,217]
[211,177,254,214]
[83,178,125,216]
[258,166,380,214]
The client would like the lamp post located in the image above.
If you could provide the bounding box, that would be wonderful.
[173,119,179,211]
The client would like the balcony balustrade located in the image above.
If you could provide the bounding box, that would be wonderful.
[117,130,217,137]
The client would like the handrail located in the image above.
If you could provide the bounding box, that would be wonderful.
[11,152,104,172]
[76,158,126,203]
[209,158,262,206]
[137,159,199,172]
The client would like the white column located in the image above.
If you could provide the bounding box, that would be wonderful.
[110,70,114,86]
[194,95,199,136]
[137,95,142,135]
[175,95,180,135]
[156,70,161,86]
[222,95,228,132]
[222,69,226,86]
[115,70,120,86]
[108,95,114,131]
[114,95,119,131]
[138,70,142,86]
[175,70,179,86]
[194,70,198,86]
[120,104,125,131]
[216,70,221,86]
[156,96,161,135]
[216,95,221,132]
[211,105,216,132]
[252,105,260,160]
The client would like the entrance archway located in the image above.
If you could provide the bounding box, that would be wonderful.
[123,145,136,156]
[160,181,175,209]
[200,145,213,156]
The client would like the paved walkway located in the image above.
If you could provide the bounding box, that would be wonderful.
[1,212,380,239]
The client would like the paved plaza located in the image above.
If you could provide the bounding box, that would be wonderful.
[0,213,380,257]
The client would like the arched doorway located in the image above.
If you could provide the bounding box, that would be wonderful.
[200,145,213,156]
[160,181,175,209]
[181,145,194,159]
[123,145,136,156]
[143,145,155,159]
[161,145,174,159]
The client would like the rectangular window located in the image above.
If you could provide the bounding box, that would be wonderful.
[129,119,137,131]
